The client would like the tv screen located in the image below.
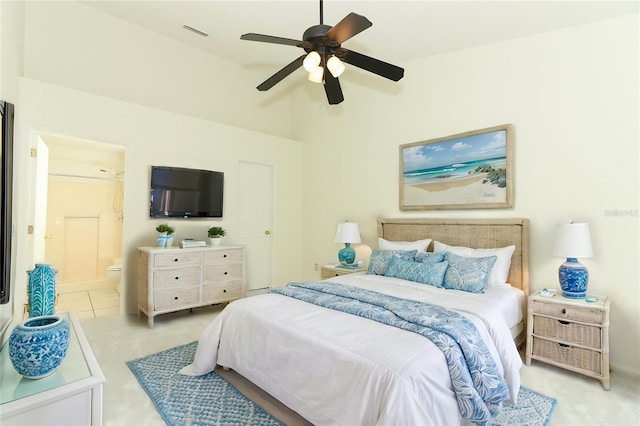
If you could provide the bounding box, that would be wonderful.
[150,166,223,218]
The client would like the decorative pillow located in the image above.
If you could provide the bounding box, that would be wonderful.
[434,241,515,287]
[442,252,497,294]
[414,251,445,264]
[384,258,449,288]
[378,237,431,252]
[366,250,417,276]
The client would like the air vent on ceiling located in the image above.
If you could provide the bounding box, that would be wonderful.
[182,25,208,37]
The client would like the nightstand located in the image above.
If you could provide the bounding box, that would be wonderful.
[1,311,105,424]
[526,289,610,390]
[321,264,366,279]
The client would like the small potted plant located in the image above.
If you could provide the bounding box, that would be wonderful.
[207,226,226,246]
[156,223,175,247]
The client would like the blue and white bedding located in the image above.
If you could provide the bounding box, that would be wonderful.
[181,273,523,426]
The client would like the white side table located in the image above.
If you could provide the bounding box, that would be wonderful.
[320,264,367,279]
[0,311,105,425]
[526,289,610,390]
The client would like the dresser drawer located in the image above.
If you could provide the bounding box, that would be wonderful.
[203,264,243,283]
[532,337,602,374]
[533,316,602,349]
[203,249,243,265]
[531,300,605,324]
[154,287,199,310]
[152,267,201,288]
[153,251,201,268]
[202,281,243,303]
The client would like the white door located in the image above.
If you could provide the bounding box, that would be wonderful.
[238,161,273,293]
[31,136,49,264]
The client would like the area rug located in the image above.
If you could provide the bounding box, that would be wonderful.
[494,386,557,426]
[127,341,284,425]
[128,341,556,426]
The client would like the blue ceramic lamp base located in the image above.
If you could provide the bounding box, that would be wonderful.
[558,257,589,298]
[338,243,356,265]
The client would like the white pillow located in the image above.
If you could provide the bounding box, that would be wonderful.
[434,241,515,287]
[378,237,431,252]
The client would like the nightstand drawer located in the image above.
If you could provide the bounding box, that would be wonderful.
[531,300,605,324]
[533,316,602,349]
[202,281,243,303]
[154,252,202,267]
[532,337,602,374]
[203,249,243,265]
[153,267,201,288]
[154,287,199,310]
[203,264,243,283]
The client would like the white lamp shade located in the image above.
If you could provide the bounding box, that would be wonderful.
[552,222,593,258]
[327,56,345,78]
[334,222,362,244]
[303,51,321,72]
[308,66,324,83]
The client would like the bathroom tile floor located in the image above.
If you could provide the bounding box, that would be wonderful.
[57,279,120,319]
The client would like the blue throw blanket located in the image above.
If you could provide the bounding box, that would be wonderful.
[272,281,509,425]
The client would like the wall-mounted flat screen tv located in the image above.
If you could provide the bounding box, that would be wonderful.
[150,166,223,218]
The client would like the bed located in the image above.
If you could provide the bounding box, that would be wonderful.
[181,218,530,426]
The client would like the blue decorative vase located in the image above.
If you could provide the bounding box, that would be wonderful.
[9,315,70,379]
[558,258,589,298]
[157,233,167,247]
[338,243,356,265]
[27,263,57,317]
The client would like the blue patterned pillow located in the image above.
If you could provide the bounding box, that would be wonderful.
[384,258,449,287]
[367,250,417,275]
[442,252,497,293]
[414,251,445,264]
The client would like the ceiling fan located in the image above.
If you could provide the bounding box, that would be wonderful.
[240,0,405,105]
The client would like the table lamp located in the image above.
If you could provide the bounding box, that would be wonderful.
[334,221,361,265]
[552,221,593,298]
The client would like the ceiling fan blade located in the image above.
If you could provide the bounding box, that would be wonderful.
[323,73,344,105]
[325,13,372,44]
[342,49,404,81]
[256,55,305,91]
[241,33,302,47]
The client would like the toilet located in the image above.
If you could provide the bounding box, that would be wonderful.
[106,258,123,290]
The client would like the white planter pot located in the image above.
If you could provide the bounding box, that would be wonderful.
[209,237,222,246]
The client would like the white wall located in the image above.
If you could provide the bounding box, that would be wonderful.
[23,1,295,140]
[0,0,25,343]
[17,78,304,316]
[298,15,639,375]
[3,1,638,376]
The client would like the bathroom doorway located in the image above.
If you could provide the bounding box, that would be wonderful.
[38,134,125,318]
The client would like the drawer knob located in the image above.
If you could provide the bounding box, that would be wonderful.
[174,258,179,262]
[223,289,227,293]
[223,254,227,258]
[558,320,570,325]
[174,296,179,300]
[224,271,228,275]
[561,308,567,314]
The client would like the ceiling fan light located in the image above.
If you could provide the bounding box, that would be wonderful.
[327,56,345,78]
[303,51,321,72]
[308,67,324,83]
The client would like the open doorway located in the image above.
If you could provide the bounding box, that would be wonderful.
[37,134,125,319]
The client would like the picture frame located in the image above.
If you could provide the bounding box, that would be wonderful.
[399,124,513,210]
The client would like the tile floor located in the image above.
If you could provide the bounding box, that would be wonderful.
[56,279,120,319]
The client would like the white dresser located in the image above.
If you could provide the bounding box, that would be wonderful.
[137,245,245,327]
[0,311,105,425]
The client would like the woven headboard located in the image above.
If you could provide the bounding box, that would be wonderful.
[377,218,530,296]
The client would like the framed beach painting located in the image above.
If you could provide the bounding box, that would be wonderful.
[400,124,513,210]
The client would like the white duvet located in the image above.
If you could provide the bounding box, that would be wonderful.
[180,274,523,426]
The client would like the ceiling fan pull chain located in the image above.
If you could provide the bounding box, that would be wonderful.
[319,0,323,25]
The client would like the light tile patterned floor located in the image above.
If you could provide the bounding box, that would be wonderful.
[56,279,120,318]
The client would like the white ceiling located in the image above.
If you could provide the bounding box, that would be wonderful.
[82,1,639,69]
